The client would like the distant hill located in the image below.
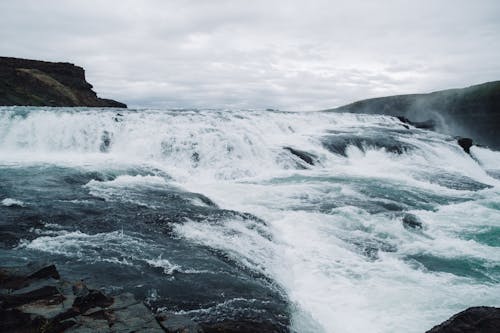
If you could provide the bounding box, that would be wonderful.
[327,81,500,150]
[0,57,126,108]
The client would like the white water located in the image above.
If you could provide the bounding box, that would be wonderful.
[1,108,499,332]
[1,198,25,207]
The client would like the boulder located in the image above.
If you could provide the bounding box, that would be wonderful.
[426,307,500,333]
[457,138,474,154]
[402,213,423,230]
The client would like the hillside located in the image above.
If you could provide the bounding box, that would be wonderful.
[0,57,126,108]
[327,81,500,150]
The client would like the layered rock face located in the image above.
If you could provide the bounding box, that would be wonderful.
[328,81,500,150]
[0,57,126,108]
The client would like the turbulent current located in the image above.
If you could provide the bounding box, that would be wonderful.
[1,107,499,332]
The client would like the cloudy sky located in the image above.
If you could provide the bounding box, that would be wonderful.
[1,0,499,109]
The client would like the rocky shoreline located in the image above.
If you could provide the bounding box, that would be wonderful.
[1,263,285,333]
[0,263,192,332]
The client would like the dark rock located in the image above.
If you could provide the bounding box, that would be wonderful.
[72,281,89,298]
[397,116,436,130]
[0,264,166,332]
[113,113,124,122]
[0,285,64,308]
[0,308,47,332]
[321,134,414,156]
[46,318,77,332]
[202,320,287,333]
[283,147,317,166]
[328,81,500,150]
[192,151,200,163]
[349,237,398,261]
[109,300,164,332]
[458,138,474,154]
[156,312,203,333]
[426,306,500,333]
[27,264,60,281]
[73,289,114,313]
[0,56,126,108]
[0,264,60,291]
[402,213,423,230]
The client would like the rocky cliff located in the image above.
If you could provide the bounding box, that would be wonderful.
[0,57,126,108]
[327,81,500,150]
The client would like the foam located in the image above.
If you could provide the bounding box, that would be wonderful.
[1,198,25,207]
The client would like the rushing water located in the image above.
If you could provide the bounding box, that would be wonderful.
[0,107,499,332]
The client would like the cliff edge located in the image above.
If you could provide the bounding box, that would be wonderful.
[327,81,500,150]
[0,57,126,108]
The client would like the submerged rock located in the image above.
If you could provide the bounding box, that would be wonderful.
[397,116,436,130]
[99,130,113,152]
[402,213,423,230]
[321,134,414,156]
[283,146,317,166]
[426,307,500,333]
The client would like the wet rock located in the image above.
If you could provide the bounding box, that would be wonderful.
[156,312,203,333]
[283,147,317,166]
[73,289,113,313]
[0,308,47,332]
[0,263,165,333]
[202,320,287,333]
[402,213,423,230]
[349,237,398,260]
[0,285,64,308]
[113,113,124,122]
[322,134,414,156]
[1,263,288,333]
[72,281,89,298]
[99,131,112,153]
[192,151,200,163]
[457,137,473,154]
[426,306,500,333]
[0,264,60,291]
[397,116,436,130]
[27,264,61,281]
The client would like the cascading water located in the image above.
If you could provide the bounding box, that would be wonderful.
[1,107,499,332]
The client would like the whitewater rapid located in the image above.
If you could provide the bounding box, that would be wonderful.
[1,107,499,333]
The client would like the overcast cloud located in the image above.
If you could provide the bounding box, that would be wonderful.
[1,0,499,109]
